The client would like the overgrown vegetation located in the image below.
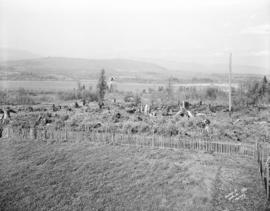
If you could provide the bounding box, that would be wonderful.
[0,88,36,105]
[57,81,97,102]
[144,75,270,109]
[233,76,270,108]
[57,90,98,102]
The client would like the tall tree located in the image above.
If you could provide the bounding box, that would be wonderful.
[96,69,107,109]
[261,76,268,96]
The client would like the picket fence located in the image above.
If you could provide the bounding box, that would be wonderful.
[4,126,256,158]
[3,125,270,200]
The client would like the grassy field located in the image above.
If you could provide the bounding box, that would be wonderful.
[0,138,266,211]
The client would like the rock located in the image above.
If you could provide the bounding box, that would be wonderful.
[60,115,69,121]
[93,123,102,128]
[137,116,143,121]
[126,108,136,114]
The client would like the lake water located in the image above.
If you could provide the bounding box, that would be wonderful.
[0,80,235,92]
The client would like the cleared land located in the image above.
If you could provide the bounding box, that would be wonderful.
[0,138,266,211]
[0,80,237,92]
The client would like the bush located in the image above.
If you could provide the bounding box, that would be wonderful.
[124,93,141,105]
[165,122,179,136]
[186,120,194,128]
[122,121,140,134]
[205,87,217,100]
[124,93,134,103]
[139,122,151,133]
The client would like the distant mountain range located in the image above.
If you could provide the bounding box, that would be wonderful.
[140,58,269,76]
[0,48,41,61]
[0,48,268,81]
[0,57,169,81]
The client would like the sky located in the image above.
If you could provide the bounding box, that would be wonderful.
[0,0,269,70]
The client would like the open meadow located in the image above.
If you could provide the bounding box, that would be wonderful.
[0,138,266,211]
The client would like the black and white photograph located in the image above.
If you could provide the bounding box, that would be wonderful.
[0,0,270,210]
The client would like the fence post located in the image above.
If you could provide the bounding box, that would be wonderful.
[7,127,10,138]
[258,144,261,164]
[262,149,264,177]
[255,141,258,160]
[259,149,262,177]
[111,131,114,145]
[29,127,37,140]
[65,124,68,141]
[266,159,269,200]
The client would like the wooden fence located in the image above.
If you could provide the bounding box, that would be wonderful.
[257,143,270,200]
[4,126,256,158]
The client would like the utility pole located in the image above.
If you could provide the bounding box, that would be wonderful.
[229,53,232,113]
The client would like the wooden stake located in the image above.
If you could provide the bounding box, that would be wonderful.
[266,160,269,200]
[65,124,67,141]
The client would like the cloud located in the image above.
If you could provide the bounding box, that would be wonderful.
[241,24,270,35]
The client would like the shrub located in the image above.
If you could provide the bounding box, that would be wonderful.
[122,121,140,134]
[124,93,134,103]
[186,120,194,128]
[165,122,179,136]
[124,93,141,106]
[205,87,218,100]
[55,120,65,130]
[139,122,151,133]
[158,86,164,92]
